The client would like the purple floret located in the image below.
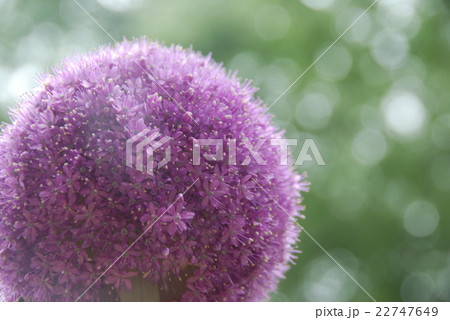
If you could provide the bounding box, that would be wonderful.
[0,39,308,301]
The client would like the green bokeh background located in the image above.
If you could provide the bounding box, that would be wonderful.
[1,0,449,301]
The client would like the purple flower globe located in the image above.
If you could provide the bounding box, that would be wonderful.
[0,39,308,301]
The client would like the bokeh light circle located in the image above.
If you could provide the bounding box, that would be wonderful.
[403,200,440,238]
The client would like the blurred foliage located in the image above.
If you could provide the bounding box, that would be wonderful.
[1,0,450,302]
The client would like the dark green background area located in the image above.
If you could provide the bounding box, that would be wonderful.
[1,0,449,301]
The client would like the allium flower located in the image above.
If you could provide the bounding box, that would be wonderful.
[0,39,309,301]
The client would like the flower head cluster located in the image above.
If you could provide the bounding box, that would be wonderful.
[0,39,309,301]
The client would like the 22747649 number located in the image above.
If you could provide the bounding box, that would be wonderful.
[376,307,438,317]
